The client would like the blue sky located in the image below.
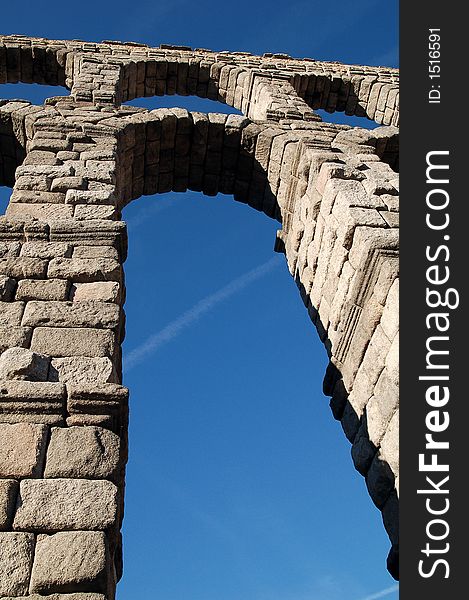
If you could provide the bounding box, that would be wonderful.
[1,2,399,599]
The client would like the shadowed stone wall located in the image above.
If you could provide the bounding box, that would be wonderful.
[0,35,399,598]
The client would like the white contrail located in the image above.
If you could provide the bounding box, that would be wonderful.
[357,585,399,600]
[124,255,283,371]
[125,197,177,230]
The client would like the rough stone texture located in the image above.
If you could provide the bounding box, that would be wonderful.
[0,479,19,530]
[49,357,116,384]
[0,381,66,425]
[0,34,399,589]
[30,327,115,358]
[0,301,24,326]
[30,531,110,594]
[22,300,120,329]
[0,532,35,596]
[0,347,50,381]
[0,326,32,353]
[16,278,70,301]
[44,426,121,481]
[0,423,48,478]
[72,281,120,302]
[48,258,121,283]
[13,479,119,531]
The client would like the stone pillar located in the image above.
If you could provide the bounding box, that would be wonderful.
[0,98,128,598]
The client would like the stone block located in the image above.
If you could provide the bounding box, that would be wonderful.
[0,381,66,426]
[0,479,19,530]
[382,490,399,546]
[0,301,25,326]
[30,327,115,358]
[0,423,48,477]
[6,203,74,222]
[72,281,120,302]
[67,383,129,433]
[13,479,118,531]
[30,531,110,594]
[366,453,395,508]
[385,332,399,386]
[0,532,35,596]
[74,205,117,220]
[380,278,399,340]
[44,426,121,481]
[20,242,73,259]
[65,189,115,205]
[0,242,21,259]
[72,246,119,260]
[0,326,32,352]
[50,176,87,193]
[0,257,48,279]
[380,408,399,475]
[22,300,120,329]
[49,357,116,384]
[48,257,121,282]
[16,279,70,301]
[366,368,399,446]
[0,347,50,381]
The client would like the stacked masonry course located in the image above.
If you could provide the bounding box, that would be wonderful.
[0,35,399,597]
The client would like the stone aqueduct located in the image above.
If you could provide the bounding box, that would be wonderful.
[0,35,399,597]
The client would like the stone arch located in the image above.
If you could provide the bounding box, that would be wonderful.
[0,35,399,598]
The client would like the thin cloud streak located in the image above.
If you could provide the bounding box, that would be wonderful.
[124,255,283,371]
[357,584,399,600]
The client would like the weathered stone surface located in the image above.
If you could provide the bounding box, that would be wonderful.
[75,205,117,220]
[13,479,118,531]
[0,532,35,596]
[16,279,70,301]
[0,423,48,478]
[44,426,121,481]
[20,242,73,259]
[0,381,66,425]
[6,203,75,222]
[30,531,109,594]
[366,453,395,508]
[0,479,19,530]
[31,327,115,358]
[50,176,87,193]
[72,281,120,302]
[0,257,48,279]
[22,300,120,329]
[0,326,32,352]
[72,246,119,260]
[0,347,50,381]
[50,357,115,384]
[380,408,399,474]
[66,383,129,432]
[0,301,25,326]
[48,258,121,282]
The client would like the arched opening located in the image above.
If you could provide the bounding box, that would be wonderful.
[118,189,397,599]
[0,82,69,105]
[316,109,380,130]
[126,94,242,115]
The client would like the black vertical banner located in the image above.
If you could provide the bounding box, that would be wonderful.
[400,3,467,598]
